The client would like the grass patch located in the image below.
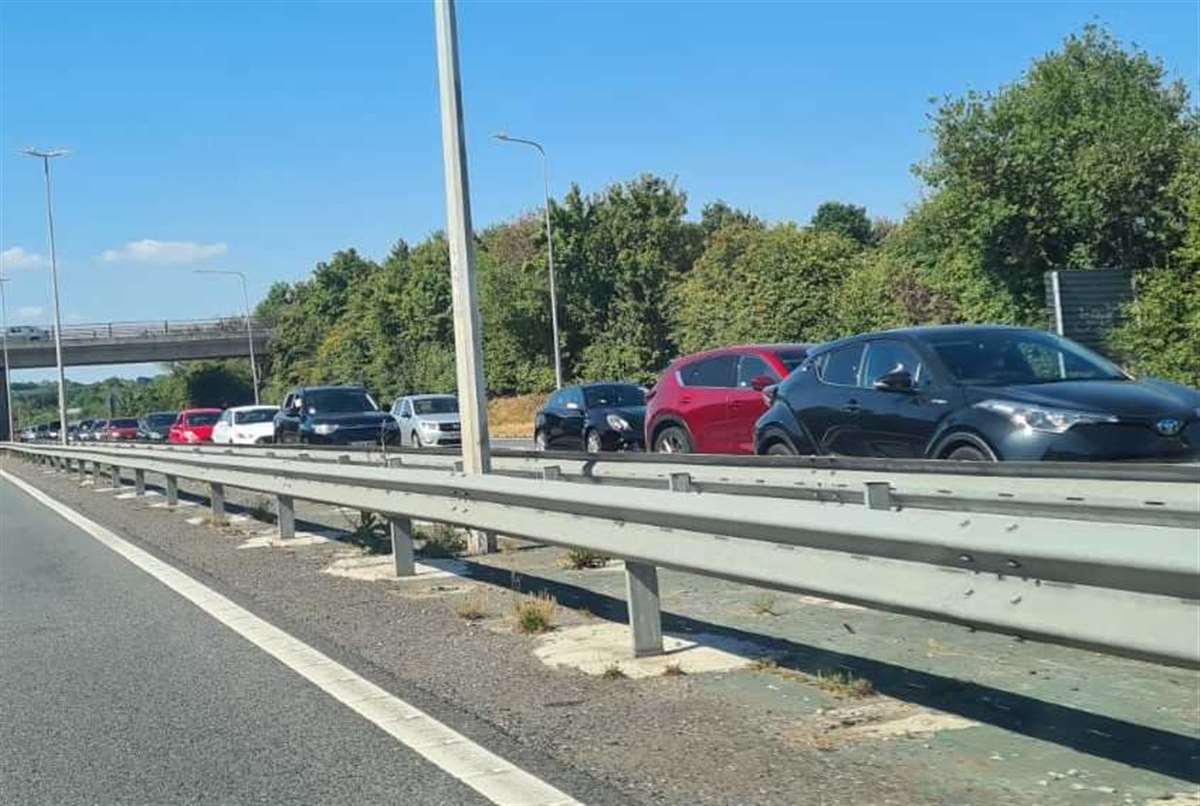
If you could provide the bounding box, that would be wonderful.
[601,662,627,680]
[488,394,548,439]
[662,662,686,677]
[561,548,611,569]
[750,594,780,616]
[748,657,874,699]
[344,511,391,554]
[418,523,466,558]
[455,590,488,621]
[513,591,557,634]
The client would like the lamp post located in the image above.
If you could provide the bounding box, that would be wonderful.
[23,148,70,444]
[193,269,259,404]
[0,276,13,442]
[493,132,563,389]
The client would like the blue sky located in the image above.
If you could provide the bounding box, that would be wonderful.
[2,0,1196,382]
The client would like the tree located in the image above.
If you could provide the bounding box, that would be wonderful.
[810,202,872,246]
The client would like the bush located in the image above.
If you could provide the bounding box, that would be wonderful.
[417,523,466,558]
[513,592,557,634]
[1109,263,1200,386]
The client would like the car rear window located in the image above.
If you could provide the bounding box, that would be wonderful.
[111,418,139,428]
[187,412,220,426]
[146,413,177,426]
[773,349,808,373]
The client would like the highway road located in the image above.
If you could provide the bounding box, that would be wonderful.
[0,476,584,806]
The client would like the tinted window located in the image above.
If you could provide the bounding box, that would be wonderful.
[928,330,1125,386]
[863,340,924,386]
[583,384,644,408]
[773,349,808,373]
[736,355,775,387]
[235,408,276,424]
[146,413,177,426]
[111,418,139,428]
[187,412,220,426]
[304,389,378,413]
[413,397,459,415]
[819,345,865,386]
[680,355,736,387]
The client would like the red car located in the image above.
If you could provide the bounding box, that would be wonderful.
[103,417,140,440]
[168,408,222,444]
[644,344,810,454]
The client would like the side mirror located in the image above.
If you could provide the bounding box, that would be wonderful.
[749,374,775,392]
[873,370,914,393]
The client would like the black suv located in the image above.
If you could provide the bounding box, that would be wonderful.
[755,325,1200,462]
[274,385,400,446]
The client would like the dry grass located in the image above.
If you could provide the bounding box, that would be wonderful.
[417,523,466,557]
[750,594,780,616]
[561,548,611,570]
[488,394,548,439]
[748,657,874,699]
[513,591,558,634]
[455,589,489,621]
[601,662,627,680]
[662,662,686,677]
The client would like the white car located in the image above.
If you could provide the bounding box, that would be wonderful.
[5,325,50,342]
[390,394,462,448]
[211,405,279,445]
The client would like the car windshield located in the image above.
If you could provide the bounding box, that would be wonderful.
[235,408,277,424]
[305,389,378,413]
[583,384,645,408]
[774,349,808,373]
[187,412,221,426]
[412,397,458,415]
[928,330,1127,386]
[111,418,139,428]
[146,413,177,426]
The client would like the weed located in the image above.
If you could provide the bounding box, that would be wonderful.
[456,590,488,621]
[662,662,686,677]
[345,511,391,554]
[811,670,875,699]
[513,591,557,634]
[561,548,610,570]
[245,495,276,524]
[748,656,779,672]
[751,594,780,616]
[601,662,627,680]
[418,523,466,558]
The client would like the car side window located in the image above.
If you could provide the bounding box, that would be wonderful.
[736,354,775,387]
[402,400,412,417]
[863,340,925,387]
[680,355,736,387]
[817,344,866,387]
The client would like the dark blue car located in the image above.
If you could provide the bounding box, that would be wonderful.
[755,325,1200,462]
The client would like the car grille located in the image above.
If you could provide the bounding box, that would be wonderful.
[438,422,461,432]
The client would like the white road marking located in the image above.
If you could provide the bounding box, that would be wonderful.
[2,470,582,806]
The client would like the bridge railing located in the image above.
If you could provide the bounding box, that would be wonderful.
[9,317,273,343]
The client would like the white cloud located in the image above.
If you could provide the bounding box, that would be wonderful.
[99,239,227,265]
[0,246,47,271]
[16,305,45,321]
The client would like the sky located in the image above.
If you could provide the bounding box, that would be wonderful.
[1,0,1197,383]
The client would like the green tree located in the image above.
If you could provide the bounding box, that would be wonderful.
[810,201,872,246]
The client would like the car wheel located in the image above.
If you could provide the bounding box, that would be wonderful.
[654,425,692,454]
[585,430,603,453]
[534,431,547,451]
[766,440,796,456]
[945,444,990,461]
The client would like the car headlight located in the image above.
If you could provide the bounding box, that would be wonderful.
[974,400,1117,434]
[419,420,439,431]
[313,424,338,435]
[606,414,631,431]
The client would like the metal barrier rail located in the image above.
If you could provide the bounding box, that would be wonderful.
[75,441,1200,529]
[7,442,1199,669]
[8,317,272,343]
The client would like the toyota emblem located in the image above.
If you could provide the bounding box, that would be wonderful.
[1155,418,1183,436]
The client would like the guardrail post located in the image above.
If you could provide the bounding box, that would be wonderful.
[210,482,225,522]
[542,465,562,481]
[165,475,178,506]
[111,465,122,489]
[134,469,146,497]
[276,494,295,539]
[390,516,416,576]
[624,562,664,658]
[863,482,892,511]
[669,472,693,493]
[76,460,85,482]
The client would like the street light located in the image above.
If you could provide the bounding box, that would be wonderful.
[23,148,70,444]
[193,269,259,404]
[0,276,14,442]
[493,132,564,389]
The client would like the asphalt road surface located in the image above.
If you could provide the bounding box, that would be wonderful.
[0,477,549,806]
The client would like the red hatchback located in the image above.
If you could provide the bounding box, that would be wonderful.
[168,408,222,444]
[645,344,810,454]
[104,417,140,440]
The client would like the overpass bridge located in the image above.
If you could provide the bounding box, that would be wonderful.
[1,317,272,439]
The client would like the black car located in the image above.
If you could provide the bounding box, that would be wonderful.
[273,385,400,446]
[535,383,646,452]
[139,410,179,441]
[755,325,1200,462]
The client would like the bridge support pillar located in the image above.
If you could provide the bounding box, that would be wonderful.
[134,469,145,497]
[276,494,295,539]
[165,475,178,506]
[390,516,415,577]
[210,482,225,523]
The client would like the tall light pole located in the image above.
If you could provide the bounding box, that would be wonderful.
[435,0,495,554]
[493,132,563,389]
[23,148,70,444]
[194,269,259,404]
[0,276,14,442]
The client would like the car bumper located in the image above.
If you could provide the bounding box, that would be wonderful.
[305,430,401,446]
[600,431,645,452]
[991,421,1200,462]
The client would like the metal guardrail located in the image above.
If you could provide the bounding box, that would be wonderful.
[7,317,272,343]
[74,440,1200,529]
[6,442,1199,669]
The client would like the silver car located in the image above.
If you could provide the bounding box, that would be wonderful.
[390,394,462,448]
